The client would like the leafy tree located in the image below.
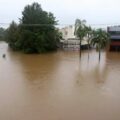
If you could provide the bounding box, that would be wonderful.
[6,21,20,50]
[7,2,60,53]
[0,27,5,41]
[91,29,110,61]
[74,19,87,58]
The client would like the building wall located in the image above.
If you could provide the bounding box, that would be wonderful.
[59,25,76,40]
[107,26,120,51]
[59,25,89,50]
[108,26,120,32]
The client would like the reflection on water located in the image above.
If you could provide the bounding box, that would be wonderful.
[0,42,120,120]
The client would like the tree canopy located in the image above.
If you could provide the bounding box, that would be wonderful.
[6,2,60,53]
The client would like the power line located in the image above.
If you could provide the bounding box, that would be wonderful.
[0,23,120,27]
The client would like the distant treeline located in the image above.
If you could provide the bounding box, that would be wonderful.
[5,2,62,53]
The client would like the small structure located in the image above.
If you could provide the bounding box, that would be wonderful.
[59,25,88,50]
[62,38,88,50]
[107,26,120,51]
[59,25,75,40]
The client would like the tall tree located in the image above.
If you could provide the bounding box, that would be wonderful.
[74,19,87,58]
[85,26,94,59]
[91,29,110,61]
[7,2,60,53]
[6,21,20,50]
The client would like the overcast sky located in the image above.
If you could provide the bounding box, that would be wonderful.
[0,0,120,28]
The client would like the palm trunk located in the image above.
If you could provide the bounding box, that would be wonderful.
[80,40,81,59]
[99,48,101,62]
[88,40,90,60]
[98,44,101,62]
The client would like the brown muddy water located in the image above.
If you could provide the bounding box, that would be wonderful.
[0,42,120,120]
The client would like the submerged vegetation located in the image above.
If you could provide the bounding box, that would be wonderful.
[6,2,61,53]
[74,19,87,58]
[74,19,110,60]
[91,29,110,61]
[2,2,110,58]
[0,27,6,41]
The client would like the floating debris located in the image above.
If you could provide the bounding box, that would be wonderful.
[2,54,6,58]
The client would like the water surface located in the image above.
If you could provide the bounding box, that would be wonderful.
[0,42,120,120]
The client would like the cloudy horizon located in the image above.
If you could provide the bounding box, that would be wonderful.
[0,0,120,28]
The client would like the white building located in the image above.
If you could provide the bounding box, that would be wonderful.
[59,25,75,40]
[59,25,88,50]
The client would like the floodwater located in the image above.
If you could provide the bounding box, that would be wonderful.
[0,42,120,120]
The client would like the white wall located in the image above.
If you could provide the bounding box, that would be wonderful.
[59,25,76,40]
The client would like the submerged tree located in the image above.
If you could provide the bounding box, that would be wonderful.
[91,29,110,61]
[74,19,87,58]
[6,21,20,50]
[0,27,6,41]
[7,2,60,53]
[85,26,94,59]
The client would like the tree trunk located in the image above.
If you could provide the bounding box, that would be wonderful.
[88,40,90,60]
[80,40,81,59]
[99,48,101,62]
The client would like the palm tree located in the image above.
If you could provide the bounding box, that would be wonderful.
[91,29,110,61]
[74,19,87,58]
[85,26,94,59]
